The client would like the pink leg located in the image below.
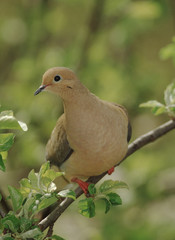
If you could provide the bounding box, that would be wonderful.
[108,166,115,175]
[71,177,89,195]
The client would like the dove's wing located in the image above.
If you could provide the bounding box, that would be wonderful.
[46,114,73,167]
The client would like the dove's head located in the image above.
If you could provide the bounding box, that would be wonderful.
[34,67,80,99]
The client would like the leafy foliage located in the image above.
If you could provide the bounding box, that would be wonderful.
[1,164,129,238]
[0,161,69,239]
[0,109,27,172]
[140,82,175,118]
[78,180,128,218]
[0,114,67,239]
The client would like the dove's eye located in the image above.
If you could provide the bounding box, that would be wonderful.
[54,75,61,82]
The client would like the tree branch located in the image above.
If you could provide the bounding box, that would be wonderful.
[38,119,175,231]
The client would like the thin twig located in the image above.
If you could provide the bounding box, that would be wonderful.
[38,119,175,231]
[44,223,54,239]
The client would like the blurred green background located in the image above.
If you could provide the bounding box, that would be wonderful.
[1,0,175,239]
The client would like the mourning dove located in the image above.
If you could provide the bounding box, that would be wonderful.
[35,67,131,194]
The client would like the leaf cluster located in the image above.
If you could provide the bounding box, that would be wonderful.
[78,180,128,218]
[0,161,74,239]
[140,82,175,118]
[0,109,27,172]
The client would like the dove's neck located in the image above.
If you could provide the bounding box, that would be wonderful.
[63,84,100,131]
[62,81,96,106]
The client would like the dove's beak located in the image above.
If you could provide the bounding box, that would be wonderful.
[34,85,47,96]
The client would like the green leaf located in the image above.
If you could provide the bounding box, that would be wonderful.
[139,100,164,109]
[39,161,50,176]
[8,186,23,212]
[139,83,175,117]
[0,110,13,117]
[20,187,31,197]
[0,111,27,131]
[2,213,20,232]
[99,180,128,194]
[107,192,122,205]
[23,197,36,218]
[42,169,63,182]
[20,178,32,189]
[139,100,167,116]
[0,193,2,201]
[40,169,63,192]
[58,189,76,200]
[0,151,8,160]
[88,184,96,195]
[28,169,39,190]
[0,133,14,152]
[19,217,34,232]
[40,178,58,193]
[37,196,58,211]
[101,198,111,214]
[151,106,167,115]
[19,227,42,239]
[0,154,6,172]
[41,177,54,190]
[164,82,175,105]
[17,121,28,132]
[39,162,63,192]
[78,198,95,218]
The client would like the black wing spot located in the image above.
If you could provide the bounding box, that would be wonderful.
[64,148,74,162]
[127,122,132,142]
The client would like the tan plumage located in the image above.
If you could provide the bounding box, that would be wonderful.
[35,67,131,189]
